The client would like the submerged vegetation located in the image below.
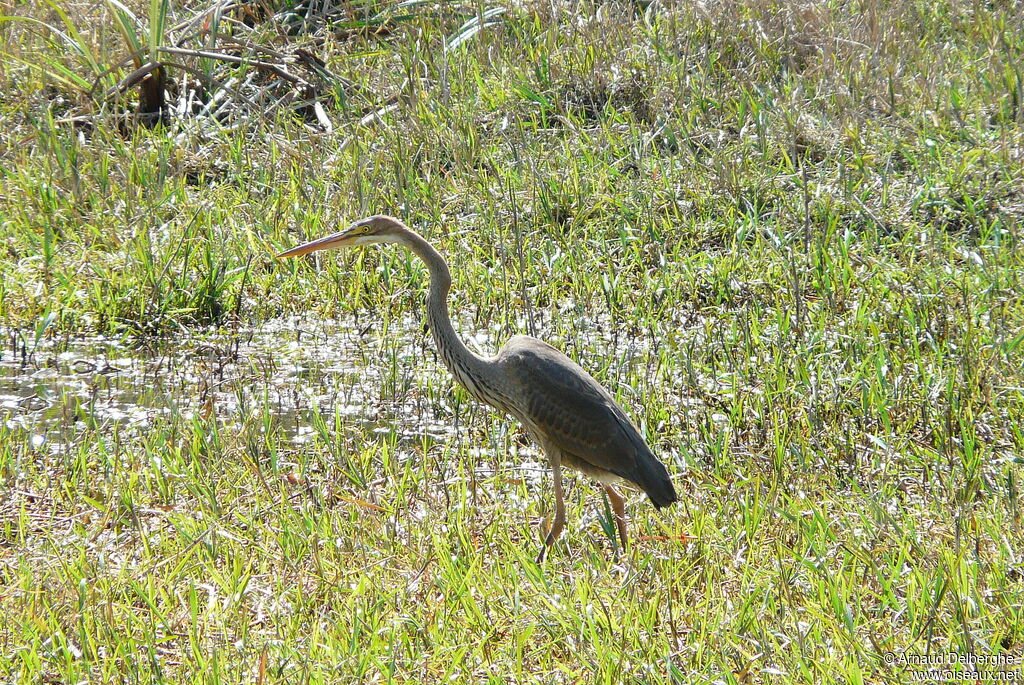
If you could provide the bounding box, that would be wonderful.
[1,0,1023,681]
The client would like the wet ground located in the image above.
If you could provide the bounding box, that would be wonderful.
[0,317,470,451]
[1,314,658,494]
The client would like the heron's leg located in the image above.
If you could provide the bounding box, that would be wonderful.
[536,458,566,563]
[603,485,629,552]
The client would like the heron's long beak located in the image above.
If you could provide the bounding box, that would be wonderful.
[276,227,357,259]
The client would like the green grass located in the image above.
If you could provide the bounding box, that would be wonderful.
[1,0,1023,682]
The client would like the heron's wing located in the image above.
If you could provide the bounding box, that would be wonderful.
[498,336,648,477]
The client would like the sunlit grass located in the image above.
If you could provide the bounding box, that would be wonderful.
[1,0,1023,682]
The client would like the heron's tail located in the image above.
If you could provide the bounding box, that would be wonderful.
[632,452,678,509]
[608,410,678,508]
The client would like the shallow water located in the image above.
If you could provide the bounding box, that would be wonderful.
[0,317,468,449]
[1,313,668,492]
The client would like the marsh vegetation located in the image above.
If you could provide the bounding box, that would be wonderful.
[1,0,1023,682]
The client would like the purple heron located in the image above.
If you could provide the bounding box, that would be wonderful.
[279,215,677,561]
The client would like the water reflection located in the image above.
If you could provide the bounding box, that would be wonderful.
[0,317,464,447]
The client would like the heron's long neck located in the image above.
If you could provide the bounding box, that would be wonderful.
[404,232,496,402]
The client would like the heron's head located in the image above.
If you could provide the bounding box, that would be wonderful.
[276,215,410,258]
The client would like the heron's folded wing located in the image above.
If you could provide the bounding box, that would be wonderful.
[499,337,646,477]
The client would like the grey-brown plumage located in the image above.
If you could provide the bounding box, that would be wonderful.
[278,215,677,560]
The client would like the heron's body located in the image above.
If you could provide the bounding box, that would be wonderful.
[278,215,677,559]
[491,336,677,507]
